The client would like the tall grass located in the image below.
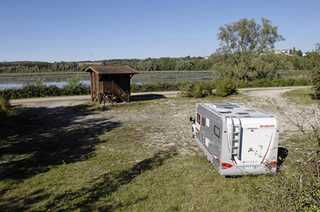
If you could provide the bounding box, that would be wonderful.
[255,134,320,211]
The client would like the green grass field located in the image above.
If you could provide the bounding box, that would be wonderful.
[0,123,271,211]
[0,97,318,211]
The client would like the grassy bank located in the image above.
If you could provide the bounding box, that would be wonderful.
[0,78,311,100]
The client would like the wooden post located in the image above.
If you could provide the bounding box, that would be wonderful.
[90,72,94,101]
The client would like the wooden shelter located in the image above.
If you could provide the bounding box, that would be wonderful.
[85,65,138,103]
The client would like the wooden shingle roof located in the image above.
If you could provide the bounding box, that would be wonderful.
[85,65,138,75]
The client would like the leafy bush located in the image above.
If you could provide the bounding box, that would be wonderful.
[191,82,205,98]
[178,78,308,99]
[131,82,180,93]
[178,81,215,98]
[178,81,194,97]
[215,79,238,97]
[63,79,89,96]
[312,69,320,99]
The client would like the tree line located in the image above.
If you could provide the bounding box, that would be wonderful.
[1,52,319,74]
[0,61,79,73]
[0,57,214,73]
[0,51,319,74]
[0,50,320,75]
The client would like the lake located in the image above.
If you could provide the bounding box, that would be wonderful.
[0,71,215,89]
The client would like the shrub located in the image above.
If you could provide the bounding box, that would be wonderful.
[178,81,194,97]
[191,82,205,98]
[63,80,89,96]
[215,79,238,97]
[312,69,320,99]
[178,81,215,98]
[131,82,180,93]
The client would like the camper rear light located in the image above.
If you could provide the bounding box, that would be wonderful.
[221,162,233,169]
[265,160,277,168]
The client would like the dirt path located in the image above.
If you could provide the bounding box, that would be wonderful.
[241,86,316,142]
[9,91,179,107]
[9,86,310,106]
[242,87,296,111]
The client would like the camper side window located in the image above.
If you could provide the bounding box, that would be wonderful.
[196,113,201,124]
[205,118,210,127]
[214,125,220,138]
[201,117,206,126]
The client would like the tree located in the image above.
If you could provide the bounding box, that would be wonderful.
[304,44,320,69]
[217,18,284,81]
[218,18,284,54]
[175,60,193,70]
[289,47,303,56]
[315,43,320,53]
[312,69,320,99]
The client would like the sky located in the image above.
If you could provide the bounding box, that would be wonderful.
[0,0,319,62]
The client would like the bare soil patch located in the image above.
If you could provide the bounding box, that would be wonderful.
[10,87,316,155]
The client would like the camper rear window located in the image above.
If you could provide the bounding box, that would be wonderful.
[214,125,220,138]
[196,113,201,124]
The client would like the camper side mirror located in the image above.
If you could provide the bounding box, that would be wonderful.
[189,116,195,123]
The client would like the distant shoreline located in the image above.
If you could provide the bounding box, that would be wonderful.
[0,72,86,77]
[0,70,214,77]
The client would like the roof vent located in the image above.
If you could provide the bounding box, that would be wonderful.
[236,112,249,115]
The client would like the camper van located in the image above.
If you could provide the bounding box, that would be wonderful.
[192,103,279,176]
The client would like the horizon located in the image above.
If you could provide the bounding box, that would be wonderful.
[0,55,209,63]
[1,0,320,62]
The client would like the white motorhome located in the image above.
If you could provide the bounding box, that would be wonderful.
[192,103,279,176]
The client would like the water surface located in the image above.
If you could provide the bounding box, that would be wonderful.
[0,71,215,89]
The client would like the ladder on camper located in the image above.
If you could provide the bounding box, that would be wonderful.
[231,118,241,160]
